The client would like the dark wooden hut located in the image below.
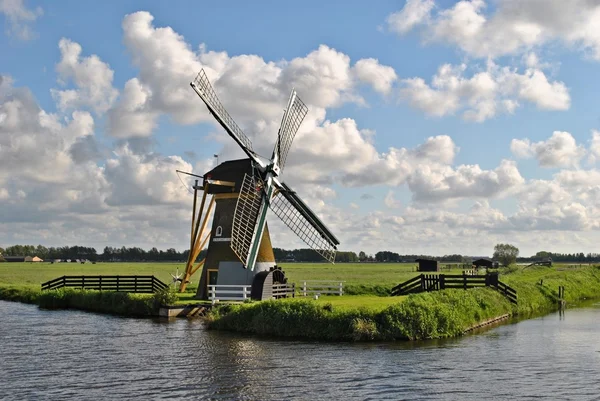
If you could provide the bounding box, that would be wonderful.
[472,258,494,269]
[416,258,439,272]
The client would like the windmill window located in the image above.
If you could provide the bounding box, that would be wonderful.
[215,226,223,237]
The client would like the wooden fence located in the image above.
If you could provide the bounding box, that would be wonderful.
[391,274,517,304]
[272,283,295,299]
[298,280,344,296]
[41,275,167,293]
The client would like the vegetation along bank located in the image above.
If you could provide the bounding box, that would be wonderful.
[2,262,600,341]
[206,265,600,341]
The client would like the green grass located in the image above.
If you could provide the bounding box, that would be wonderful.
[5,260,600,340]
[313,295,406,311]
[207,263,600,341]
[0,261,202,291]
[207,287,513,341]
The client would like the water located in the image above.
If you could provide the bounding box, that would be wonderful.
[1,301,600,400]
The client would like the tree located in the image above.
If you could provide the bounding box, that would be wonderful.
[358,251,367,262]
[493,243,519,266]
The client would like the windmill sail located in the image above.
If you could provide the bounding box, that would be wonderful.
[273,90,308,173]
[270,182,339,263]
[231,173,265,267]
[191,69,258,162]
[190,68,339,270]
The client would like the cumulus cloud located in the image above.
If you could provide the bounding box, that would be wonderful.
[386,0,600,61]
[384,191,402,209]
[0,0,42,40]
[352,58,398,95]
[588,130,600,164]
[0,73,200,250]
[408,159,524,202]
[511,131,585,168]
[400,61,570,121]
[386,0,435,34]
[51,38,119,114]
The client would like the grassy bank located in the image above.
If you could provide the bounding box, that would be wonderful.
[0,285,177,317]
[207,288,512,341]
[3,261,600,341]
[207,265,600,341]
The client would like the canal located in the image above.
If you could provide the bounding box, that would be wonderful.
[1,300,599,400]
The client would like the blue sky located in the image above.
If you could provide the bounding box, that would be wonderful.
[3,0,600,257]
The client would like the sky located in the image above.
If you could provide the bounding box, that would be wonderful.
[3,0,600,257]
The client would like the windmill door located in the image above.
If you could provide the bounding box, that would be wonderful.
[207,269,219,290]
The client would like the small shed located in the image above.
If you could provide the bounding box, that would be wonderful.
[472,258,493,269]
[416,258,439,272]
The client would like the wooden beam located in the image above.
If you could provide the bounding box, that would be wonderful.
[180,183,209,292]
[190,258,206,275]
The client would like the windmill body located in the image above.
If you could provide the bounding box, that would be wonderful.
[195,159,277,300]
[183,69,340,300]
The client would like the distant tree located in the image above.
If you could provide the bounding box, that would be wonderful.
[534,251,550,260]
[493,243,519,266]
[358,251,367,262]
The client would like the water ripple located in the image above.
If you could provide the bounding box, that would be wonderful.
[2,301,600,400]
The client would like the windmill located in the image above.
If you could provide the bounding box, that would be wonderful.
[180,69,339,300]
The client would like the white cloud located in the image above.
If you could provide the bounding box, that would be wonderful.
[588,130,600,164]
[408,159,524,202]
[384,191,402,209]
[386,0,600,61]
[0,0,42,40]
[352,58,398,94]
[386,0,434,34]
[107,12,389,138]
[400,61,570,121]
[510,138,533,159]
[511,131,585,168]
[107,78,158,138]
[51,38,119,114]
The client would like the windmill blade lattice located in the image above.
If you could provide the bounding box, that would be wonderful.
[191,69,254,154]
[270,186,338,263]
[275,91,308,173]
[231,173,264,266]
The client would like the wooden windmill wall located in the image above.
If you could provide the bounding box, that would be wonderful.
[179,159,276,300]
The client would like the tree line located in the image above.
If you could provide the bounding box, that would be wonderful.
[2,243,600,264]
[0,245,207,262]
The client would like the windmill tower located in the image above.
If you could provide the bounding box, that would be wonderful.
[180,69,339,300]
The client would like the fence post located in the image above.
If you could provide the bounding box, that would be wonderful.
[116,275,120,292]
[463,274,467,290]
[243,286,248,300]
[440,274,445,290]
[99,276,102,292]
[303,281,307,297]
[134,276,138,293]
[339,282,343,296]
[420,275,425,291]
[292,283,295,298]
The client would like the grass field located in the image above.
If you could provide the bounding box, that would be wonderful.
[0,261,441,289]
[1,260,596,312]
[0,261,439,310]
[4,260,600,340]
[1,260,593,291]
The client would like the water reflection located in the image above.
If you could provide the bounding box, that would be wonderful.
[1,301,600,400]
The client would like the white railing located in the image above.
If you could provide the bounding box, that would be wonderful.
[299,280,344,296]
[208,284,252,304]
